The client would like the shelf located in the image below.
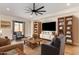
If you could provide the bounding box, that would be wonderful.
[33,22,41,38]
[58,16,73,45]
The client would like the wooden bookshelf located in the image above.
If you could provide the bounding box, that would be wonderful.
[33,22,42,38]
[65,16,73,44]
[58,16,78,45]
[58,17,65,35]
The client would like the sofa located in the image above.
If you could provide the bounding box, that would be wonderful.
[0,37,11,47]
[41,44,60,55]
[40,31,54,41]
[0,37,24,55]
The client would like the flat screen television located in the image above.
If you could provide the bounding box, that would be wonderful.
[42,22,56,31]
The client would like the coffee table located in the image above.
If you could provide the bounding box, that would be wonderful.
[24,38,42,49]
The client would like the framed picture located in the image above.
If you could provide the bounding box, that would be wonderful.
[0,20,11,28]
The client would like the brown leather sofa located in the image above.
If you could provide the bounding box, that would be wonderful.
[0,38,11,47]
[0,37,24,55]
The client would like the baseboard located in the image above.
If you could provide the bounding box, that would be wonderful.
[73,43,79,46]
[66,42,79,46]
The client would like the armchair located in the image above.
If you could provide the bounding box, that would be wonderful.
[41,44,60,55]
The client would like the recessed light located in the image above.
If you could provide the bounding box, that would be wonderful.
[6,8,10,11]
[66,3,70,6]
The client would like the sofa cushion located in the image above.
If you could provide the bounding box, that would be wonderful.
[0,49,16,55]
[0,38,11,47]
[6,49,16,55]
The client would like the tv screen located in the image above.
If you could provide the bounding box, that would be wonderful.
[42,22,56,31]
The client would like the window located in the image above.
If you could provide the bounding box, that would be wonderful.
[13,21,25,36]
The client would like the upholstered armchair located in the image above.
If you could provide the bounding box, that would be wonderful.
[41,44,60,55]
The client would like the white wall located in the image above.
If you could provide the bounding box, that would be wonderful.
[30,21,34,37]
[25,20,31,37]
[0,14,31,40]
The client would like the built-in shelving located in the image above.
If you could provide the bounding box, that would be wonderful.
[65,16,73,44]
[33,22,41,38]
[58,16,78,45]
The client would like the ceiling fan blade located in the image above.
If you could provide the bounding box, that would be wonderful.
[37,12,43,15]
[25,8,32,12]
[28,8,32,11]
[25,11,30,13]
[26,10,32,12]
[36,6,44,11]
[31,12,33,15]
[33,3,35,10]
[26,10,30,11]
[35,12,38,15]
[38,10,46,12]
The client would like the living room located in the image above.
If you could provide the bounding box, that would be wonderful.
[0,3,79,55]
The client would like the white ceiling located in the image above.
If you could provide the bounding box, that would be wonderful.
[0,3,79,20]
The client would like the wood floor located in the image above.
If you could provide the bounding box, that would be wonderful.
[24,44,79,55]
[12,40,79,55]
[64,44,79,55]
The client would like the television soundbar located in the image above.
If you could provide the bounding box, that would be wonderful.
[42,22,56,31]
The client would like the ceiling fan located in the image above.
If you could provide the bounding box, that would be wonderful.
[25,3,46,15]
